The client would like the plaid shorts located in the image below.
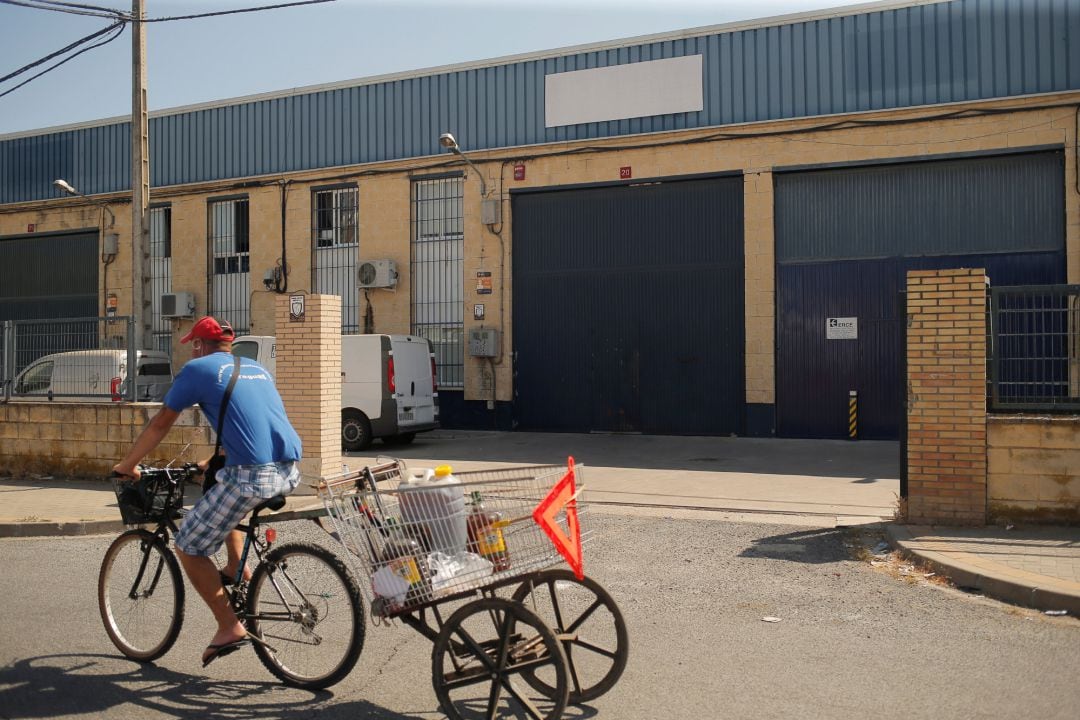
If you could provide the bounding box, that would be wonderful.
[174,461,300,557]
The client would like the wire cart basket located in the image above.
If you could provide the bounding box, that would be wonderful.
[318,457,628,720]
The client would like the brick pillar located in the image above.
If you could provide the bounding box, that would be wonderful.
[906,269,988,525]
[275,294,342,489]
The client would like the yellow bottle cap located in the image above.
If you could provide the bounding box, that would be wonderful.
[434,465,453,477]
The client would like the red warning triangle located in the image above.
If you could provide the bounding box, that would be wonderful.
[532,456,584,580]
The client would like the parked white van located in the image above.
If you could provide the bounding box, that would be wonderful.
[12,349,174,402]
[232,334,439,451]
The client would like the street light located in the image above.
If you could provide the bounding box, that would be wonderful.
[439,132,487,196]
[53,178,116,228]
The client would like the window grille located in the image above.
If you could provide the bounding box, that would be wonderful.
[411,175,464,388]
[149,205,172,355]
[207,196,250,334]
[312,185,359,333]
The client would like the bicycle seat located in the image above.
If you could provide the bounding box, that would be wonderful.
[253,495,287,514]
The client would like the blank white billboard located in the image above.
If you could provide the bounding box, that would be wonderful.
[545,55,703,128]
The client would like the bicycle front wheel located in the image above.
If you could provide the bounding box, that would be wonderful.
[98,529,185,661]
[247,542,365,690]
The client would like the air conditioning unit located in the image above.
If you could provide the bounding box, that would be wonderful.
[358,259,398,289]
[161,291,195,318]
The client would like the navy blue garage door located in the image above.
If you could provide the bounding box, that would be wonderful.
[512,175,745,435]
[775,151,1066,439]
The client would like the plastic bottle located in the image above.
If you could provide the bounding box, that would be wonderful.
[467,490,511,571]
[377,518,430,606]
[397,465,467,556]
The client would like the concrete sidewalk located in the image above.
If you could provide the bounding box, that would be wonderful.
[1,430,1076,615]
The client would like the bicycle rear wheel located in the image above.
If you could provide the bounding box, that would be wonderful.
[246,542,365,690]
[98,529,185,661]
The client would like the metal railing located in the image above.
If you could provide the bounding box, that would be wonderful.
[1,316,158,402]
[989,284,1080,412]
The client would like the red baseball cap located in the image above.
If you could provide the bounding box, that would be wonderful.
[180,316,235,344]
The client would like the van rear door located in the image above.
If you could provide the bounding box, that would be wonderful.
[389,335,438,430]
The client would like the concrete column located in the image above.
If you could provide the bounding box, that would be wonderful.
[275,294,342,488]
[743,170,776,436]
[905,268,988,525]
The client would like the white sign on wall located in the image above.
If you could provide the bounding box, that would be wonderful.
[826,317,858,340]
[545,55,704,128]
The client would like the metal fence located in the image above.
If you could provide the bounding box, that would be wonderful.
[0,316,170,402]
[989,285,1080,412]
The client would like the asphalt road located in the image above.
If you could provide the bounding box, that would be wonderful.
[1,510,1078,720]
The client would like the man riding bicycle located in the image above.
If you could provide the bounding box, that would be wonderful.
[113,316,302,667]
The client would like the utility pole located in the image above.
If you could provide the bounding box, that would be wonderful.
[131,0,150,350]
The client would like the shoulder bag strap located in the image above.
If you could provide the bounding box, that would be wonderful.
[212,355,242,457]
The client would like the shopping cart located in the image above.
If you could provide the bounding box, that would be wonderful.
[318,458,628,720]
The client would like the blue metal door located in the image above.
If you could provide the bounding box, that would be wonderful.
[512,175,745,435]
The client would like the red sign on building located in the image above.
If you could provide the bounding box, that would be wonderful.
[619,166,632,179]
[513,164,526,181]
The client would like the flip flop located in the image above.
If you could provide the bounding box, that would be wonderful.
[201,638,250,667]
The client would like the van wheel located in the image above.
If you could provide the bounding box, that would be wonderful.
[383,432,416,446]
[341,411,372,452]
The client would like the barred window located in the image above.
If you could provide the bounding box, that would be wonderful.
[208,197,250,334]
[411,176,463,388]
[312,186,360,333]
[149,205,173,355]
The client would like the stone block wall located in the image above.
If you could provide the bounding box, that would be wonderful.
[905,268,989,525]
[0,402,213,478]
[987,416,1080,523]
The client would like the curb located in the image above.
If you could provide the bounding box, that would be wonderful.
[886,524,1080,615]
[0,519,126,538]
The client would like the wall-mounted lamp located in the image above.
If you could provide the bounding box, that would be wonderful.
[439,132,487,197]
[53,178,116,228]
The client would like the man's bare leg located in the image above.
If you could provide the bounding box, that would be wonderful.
[221,529,252,583]
[176,548,247,660]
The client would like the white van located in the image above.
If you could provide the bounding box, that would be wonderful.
[232,334,439,451]
[12,349,173,402]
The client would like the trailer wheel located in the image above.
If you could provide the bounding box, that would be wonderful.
[341,410,372,452]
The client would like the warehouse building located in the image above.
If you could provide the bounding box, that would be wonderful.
[1,0,1077,439]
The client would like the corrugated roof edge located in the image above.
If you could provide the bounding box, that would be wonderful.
[0,0,950,142]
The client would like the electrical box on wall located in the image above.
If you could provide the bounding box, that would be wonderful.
[161,292,195,318]
[468,328,500,357]
[481,198,501,225]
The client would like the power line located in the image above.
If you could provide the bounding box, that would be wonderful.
[0,20,121,84]
[0,0,123,19]
[0,21,124,99]
[143,0,336,23]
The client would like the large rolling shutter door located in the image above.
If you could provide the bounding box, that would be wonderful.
[775,151,1066,440]
[512,176,744,435]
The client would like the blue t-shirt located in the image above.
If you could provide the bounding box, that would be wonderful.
[164,352,302,466]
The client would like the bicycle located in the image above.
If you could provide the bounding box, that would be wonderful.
[98,463,366,690]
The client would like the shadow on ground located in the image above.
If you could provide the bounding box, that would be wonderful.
[738,527,855,564]
[0,653,417,720]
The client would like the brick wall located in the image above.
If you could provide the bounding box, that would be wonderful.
[275,293,342,483]
[0,402,213,478]
[2,95,1077,411]
[987,415,1080,523]
[905,268,988,525]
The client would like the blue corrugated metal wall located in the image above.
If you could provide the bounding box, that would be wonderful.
[3,0,1079,203]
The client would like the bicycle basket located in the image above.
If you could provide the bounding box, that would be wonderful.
[112,470,180,524]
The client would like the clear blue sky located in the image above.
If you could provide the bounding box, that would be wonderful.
[0,0,872,135]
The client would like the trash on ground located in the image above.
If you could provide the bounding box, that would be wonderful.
[871,541,890,555]
[869,560,887,567]
[1005,524,1015,531]
[761,616,782,623]
[1043,610,1068,616]
[923,572,936,578]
